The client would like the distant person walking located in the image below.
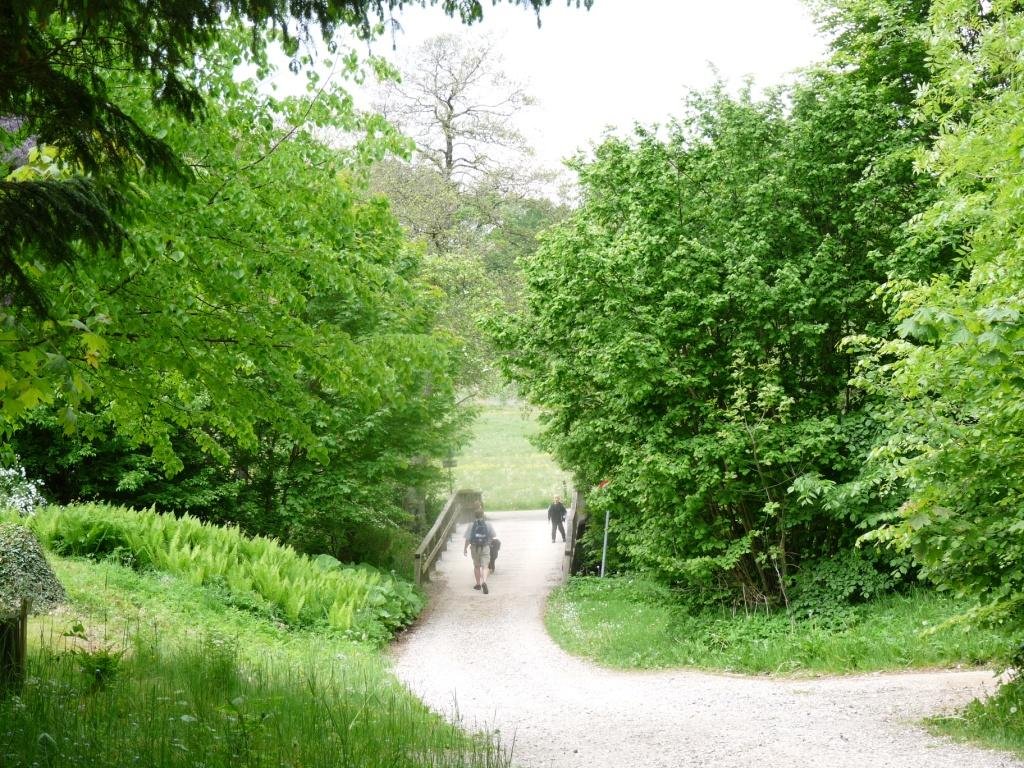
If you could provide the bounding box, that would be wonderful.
[464,503,496,594]
[547,495,567,544]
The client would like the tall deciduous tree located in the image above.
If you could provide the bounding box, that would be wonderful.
[377,33,533,184]
[372,33,564,393]
[4,30,465,562]
[0,0,586,436]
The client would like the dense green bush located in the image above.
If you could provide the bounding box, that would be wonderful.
[853,0,1024,639]
[789,549,896,627]
[8,504,423,643]
[493,0,943,605]
[0,523,65,616]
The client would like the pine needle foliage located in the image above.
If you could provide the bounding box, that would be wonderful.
[0,178,126,282]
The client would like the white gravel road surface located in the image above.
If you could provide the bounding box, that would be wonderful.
[391,509,1022,768]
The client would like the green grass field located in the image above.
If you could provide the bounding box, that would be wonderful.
[1,555,510,768]
[453,405,572,510]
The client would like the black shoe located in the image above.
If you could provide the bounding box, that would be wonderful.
[473,584,481,590]
[489,566,495,573]
[481,583,489,594]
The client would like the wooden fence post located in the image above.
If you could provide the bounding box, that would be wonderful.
[0,598,31,691]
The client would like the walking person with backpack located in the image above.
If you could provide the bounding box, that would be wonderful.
[463,503,496,594]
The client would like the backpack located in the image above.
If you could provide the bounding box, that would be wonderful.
[469,518,490,547]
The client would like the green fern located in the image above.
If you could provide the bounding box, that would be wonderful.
[20,503,423,642]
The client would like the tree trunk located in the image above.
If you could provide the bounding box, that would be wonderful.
[0,599,30,692]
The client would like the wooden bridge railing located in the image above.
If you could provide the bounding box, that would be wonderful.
[414,489,482,586]
[561,489,586,582]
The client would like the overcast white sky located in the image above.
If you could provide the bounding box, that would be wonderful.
[362,0,830,170]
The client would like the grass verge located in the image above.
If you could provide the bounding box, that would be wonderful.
[928,678,1024,758]
[0,555,509,768]
[454,405,571,511]
[545,576,1015,675]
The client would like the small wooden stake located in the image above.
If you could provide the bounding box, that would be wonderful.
[0,598,30,692]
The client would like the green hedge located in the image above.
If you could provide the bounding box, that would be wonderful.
[7,504,423,643]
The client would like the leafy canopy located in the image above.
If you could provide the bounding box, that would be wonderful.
[493,0,941,605]
[0,0,589,437]
[858,0,1024,630]
[2,27,468,569]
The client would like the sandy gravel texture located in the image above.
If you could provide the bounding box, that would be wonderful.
[391,509,1022,768]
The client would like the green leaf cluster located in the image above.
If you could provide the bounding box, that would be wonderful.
[788,549,895,628]
[858,0,1024,631]
[3,26,470,561]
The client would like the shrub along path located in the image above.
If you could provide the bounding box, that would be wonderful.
[391,509,1022,768]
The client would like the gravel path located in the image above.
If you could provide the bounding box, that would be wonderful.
[391,509,1022,768]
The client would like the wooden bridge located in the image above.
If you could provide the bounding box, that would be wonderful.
[413,488,586,585]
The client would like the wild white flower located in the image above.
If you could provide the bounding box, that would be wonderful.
[0,465,46,515]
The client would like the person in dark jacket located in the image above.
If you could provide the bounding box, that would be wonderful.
[547,495,567,543]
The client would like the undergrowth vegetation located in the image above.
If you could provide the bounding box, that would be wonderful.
[546,577,1015,676]
[928,678,1024,758]
[0,554,508,768]
[4,504,423,643]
